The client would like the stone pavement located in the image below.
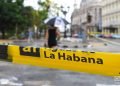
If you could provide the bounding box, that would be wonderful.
[12,38,120,53]
[0,61,117,86]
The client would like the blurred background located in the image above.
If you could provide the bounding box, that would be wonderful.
[0,1,120,86]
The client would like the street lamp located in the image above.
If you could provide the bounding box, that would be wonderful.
[60,6,70,38]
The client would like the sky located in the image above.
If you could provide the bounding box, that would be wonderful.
[24,0,81,22]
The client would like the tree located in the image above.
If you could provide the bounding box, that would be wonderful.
[11,0,34,38]
[0,1,17,38]
[0,0,57,39]
[35,0,51,37]
[0,0,24,39]
[37,0,61,37]
[0,0,35,39]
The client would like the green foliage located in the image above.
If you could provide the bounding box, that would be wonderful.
[38,0,51,30]
[0,0,54,39]
[0,0,35,39]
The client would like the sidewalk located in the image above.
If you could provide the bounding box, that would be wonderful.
[0,40,13,45]
[0,38,119,53]
[60,37,120,52]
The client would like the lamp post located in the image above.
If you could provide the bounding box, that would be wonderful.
[60,6,70,38]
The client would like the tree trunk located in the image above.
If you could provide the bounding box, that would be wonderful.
[1,29,5,39]
[39,29,42,38]
[15,24,18,39]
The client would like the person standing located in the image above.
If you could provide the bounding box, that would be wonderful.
[45,25,60,48]
[79,23,89,48]
[28,28,34,43]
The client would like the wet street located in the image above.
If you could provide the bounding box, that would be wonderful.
[0,61,117,86]
[0,37,120,86]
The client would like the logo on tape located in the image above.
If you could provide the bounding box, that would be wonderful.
[20,47,40,57]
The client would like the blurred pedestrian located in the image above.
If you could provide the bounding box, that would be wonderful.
[28,28,34,43]
[80,23,89,46]
[20,32,25,39]
[45,25,60,48]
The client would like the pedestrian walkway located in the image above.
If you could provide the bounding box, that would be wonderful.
[89,42,104,47]
[0,40,13,45]
[0,38,119,53]
[0,61,115,86]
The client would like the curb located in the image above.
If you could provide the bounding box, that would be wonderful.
[91,35,120,46]
[96,37,120,46]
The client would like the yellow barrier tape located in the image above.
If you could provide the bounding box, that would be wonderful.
[8,45,120,76]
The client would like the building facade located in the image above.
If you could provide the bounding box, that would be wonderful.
[71,9,80,26]
[102,0,120,34]
[71,8,81,33]
[71,0,102,34]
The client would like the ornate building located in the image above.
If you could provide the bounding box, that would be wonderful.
[71,8,81,33]
[71,0,102,34]
[102,0,120,34]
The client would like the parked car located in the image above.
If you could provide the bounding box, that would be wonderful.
[73,33,79,38]
[103,34,112,38]
[95,34,104,38]
[112,34,120,39]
